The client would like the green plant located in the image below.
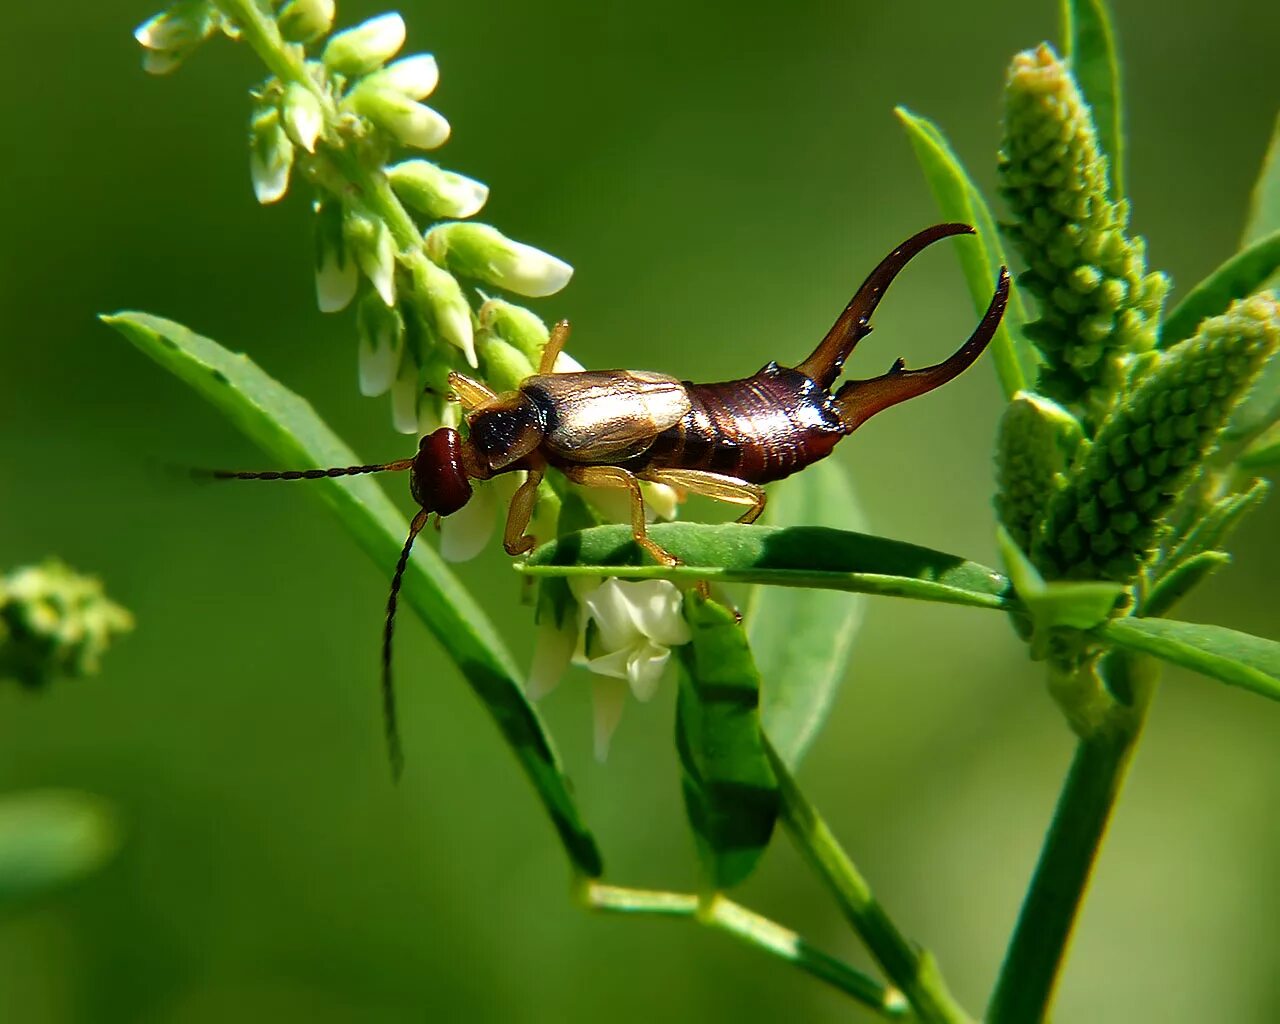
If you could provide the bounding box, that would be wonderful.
[110,1,1280,1020]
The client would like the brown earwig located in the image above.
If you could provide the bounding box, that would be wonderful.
[216,223,1009,772]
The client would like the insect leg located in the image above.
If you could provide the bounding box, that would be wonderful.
[640,469,766,524]
[561,465,678,567]
[448,371,499,412]
[538,319,572,375]
[502,459,546,556]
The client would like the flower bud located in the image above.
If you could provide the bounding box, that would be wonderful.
[1034,293,1280,582]
[322,12,405,77]
[1,560,133,689]
[426,223,572,298]
[476,333,536,393]
[999,44,1168,416]
[277,0,335,44]
[344,209,397,306]
[135,1,217,74]
[344,84,450,149]
[368,54,440,100]
[478,298,554,367]
[994,392,1085,551]
[387,159,488,219]
[249,104,294,204]
[407,255,476,366]
[281,81,324,153]
[313,198,358,312]
[356,292,405,396]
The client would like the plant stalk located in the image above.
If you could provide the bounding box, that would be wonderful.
[581,881,912,1018]
[765,742,973,1024]
[986,652,1157,1023]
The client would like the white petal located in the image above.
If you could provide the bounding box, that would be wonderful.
[440,480,496,562]
[581,578,644,653]
[396,101,451,150]
[581,646,634,680]
[381,54,439,99]
[527,616,576,700]
[492,243,574,297]
[591,676,629,762]
[625,640,671,702]
[250,135,293,203]
[323,13,405,75]
[641,482,681,522]
[141,48,184,75]
[390,358,420,434]
[368,226,396,305]
[357,325,400,396]
[436,173,489,219]
[314,250,357,312]
[624,579,692,647]
[552,351,585,373]
[437,298,477,367]
[282,83,324,153]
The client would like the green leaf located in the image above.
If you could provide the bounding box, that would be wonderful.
[522,522,1013,611]
[676,594,779,889]
[1062,0,1125,198]
[1159,229,1280,347]
[1142,551,1231,619]
[895,105,1036,401]
[746,463,866,769]
[1239,422,1280,469]
[103,312,603,878]
[1243,111,1280,246]
[1097,617,1280,702]
[1161,479,1269,570]
[0,791,119,910]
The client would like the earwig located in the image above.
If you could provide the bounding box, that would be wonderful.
[216,223,1009,773]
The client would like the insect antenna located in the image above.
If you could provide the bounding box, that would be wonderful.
[382,508,430,780]
[798,222,976,390]
[202,460,413,481]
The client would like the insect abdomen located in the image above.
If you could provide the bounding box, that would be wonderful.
[639,363,849,483]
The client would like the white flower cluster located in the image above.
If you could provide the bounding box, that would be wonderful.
[135,1,574,435]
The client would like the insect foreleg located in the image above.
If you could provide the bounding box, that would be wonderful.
[562,464,678,567]
[448,371,500,412]
[539,319,572,375]
[640,469,766,524]
[502,460,546,556]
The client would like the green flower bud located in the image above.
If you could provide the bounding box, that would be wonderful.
[406,253,475,366]
[277,0,334,44]
[343,209,396,306]
[281,81,324,154]
[426,222,573,298]
[322,12,405,77]
[135,1,218,75]
[387,159,488,219]
[313,198,357,312]
[249,103,294,205]
[1034,293,1280,581]
[478,298,549,367]
[1,561,133,689]
[995,392,1085,551]
[999,45,1168,413]
[477,334,536,394]
[356,291,404,396]
[365,54,439,101]
[343,84,450,150]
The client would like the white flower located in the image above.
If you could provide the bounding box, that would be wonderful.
[322,12,405,76]
[387,160,489,219]
[344,209,397,306]
[390,354,421,434]
[345,85,451,150]
[426,223,573,298]
[281,82,324,153]
[528,578,692,761]
[376,54,440,100]
[249,106,294,204]
[313,200,358,312]
[356,293,404,396]
[439,475,524,562]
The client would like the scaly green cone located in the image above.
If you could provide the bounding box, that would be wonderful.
[1033,292,1280,581]
[995,392,1085,551]
[999,44,1168,417]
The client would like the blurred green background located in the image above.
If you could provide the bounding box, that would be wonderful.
[3,0,1279,1020]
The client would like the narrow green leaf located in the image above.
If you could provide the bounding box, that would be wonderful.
[895,105,1036,401]
[746,462,866,768]
[1142,551,1231,619]
[1062,0,1125,198]
[523,522,1013,612]
[1161,479,1269,570]
[1243,111,1280,246]
[676,594,779,889]
[104,312,603,877]
[1097,617,1280,702]
[1239,423,1280,469]
[1160,229,1280,347]
[0,791,119,910]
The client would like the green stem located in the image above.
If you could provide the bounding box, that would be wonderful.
[986,653,1157,1023]
[581,881,911,1018]
[765,742,973,1024]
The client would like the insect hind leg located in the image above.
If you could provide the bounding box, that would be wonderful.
[562,464,678,567]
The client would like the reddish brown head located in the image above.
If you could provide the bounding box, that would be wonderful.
[410,427,474,516]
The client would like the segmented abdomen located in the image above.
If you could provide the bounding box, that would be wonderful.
[631,363,849,483]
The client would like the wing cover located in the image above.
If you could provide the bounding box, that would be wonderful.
[522,370,691,462]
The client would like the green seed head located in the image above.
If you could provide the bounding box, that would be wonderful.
[995,392,1086,551]
[999,45,1169,417]
[1034,293,1280,581]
